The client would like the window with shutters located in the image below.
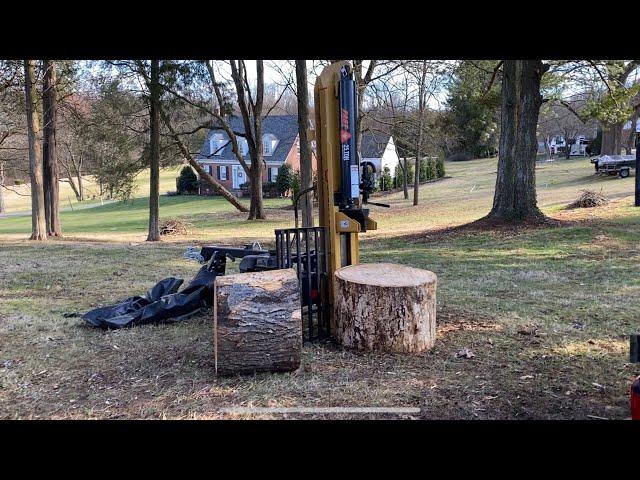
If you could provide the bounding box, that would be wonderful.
[270,166,278,183]
[219,165,228,180]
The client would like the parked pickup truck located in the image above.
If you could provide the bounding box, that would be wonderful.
[591,155,636,178]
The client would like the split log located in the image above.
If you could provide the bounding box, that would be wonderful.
[214,268,302,375]
[334,262,437,353]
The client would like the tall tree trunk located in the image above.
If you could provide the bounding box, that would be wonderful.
[0,162,6,214]
[147,60,161,242]
[487,60,547,223]
[413,61,427,207]
[353,60,377,157]
[230,59,266,220]
[42,59,61,237]
[413,117,424,206]
[24,59,47,240]
[601,122,624,155]
[77,163,84,201]
[625,109,638,155]
[403,157,408,199]
[295,60,313,227]
[248,163,265,220]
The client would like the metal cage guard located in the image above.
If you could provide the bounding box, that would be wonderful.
[275,226,329,342]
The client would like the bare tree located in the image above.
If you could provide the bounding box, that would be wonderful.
[23,60,47,240]
[295,60,313,227]
[412,61,429,206]
[229,60,267,219]
[146,59,161,241]
[42,60,61,236]
[57,101,87,201]
[0,61,23,213]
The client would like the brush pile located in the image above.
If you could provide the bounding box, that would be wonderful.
[567,190,609,209]
[159,218,193,236]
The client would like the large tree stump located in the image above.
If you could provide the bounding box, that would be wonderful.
[334,263,437,353]
[214,268,302,375]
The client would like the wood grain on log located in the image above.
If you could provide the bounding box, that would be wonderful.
[214,269,302,375]
[334,263,437,353]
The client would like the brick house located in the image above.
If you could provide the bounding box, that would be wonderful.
[196,115,316,196]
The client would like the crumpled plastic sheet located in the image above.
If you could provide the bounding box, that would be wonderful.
[596,154,636,165]
[82,265,215,329]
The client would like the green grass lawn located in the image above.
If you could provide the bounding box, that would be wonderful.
[1,156,635,242]
[1,165,184,214]
[1,156,639,419]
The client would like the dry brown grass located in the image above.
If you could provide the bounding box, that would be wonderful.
[2,198,639,419]
[2,157,639,419]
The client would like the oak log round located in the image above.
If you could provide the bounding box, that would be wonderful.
[214,268,302,375]
[333,263,437,352]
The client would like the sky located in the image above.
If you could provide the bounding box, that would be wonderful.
[78,60,452,110]
[214,60,448,109]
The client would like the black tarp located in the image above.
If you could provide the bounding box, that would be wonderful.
[83,265,215,329]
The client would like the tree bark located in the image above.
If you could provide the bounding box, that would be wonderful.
[0,161,6,214]
[353,60,377,156]
[624,108,638,155]
[147,60,160,242]
[403,157,408,199]
[0,160,7,213]
[42,60,61,237]
[214,269,302,375]
[230,60,266,220]
[333,263,437,352]
[24,59,47,241]
[413,154,422,206]
[413,61,428,206]
[248,162,265,219]
[296,60,314,227]
[601,121,624,155]
[77,164,84,201]
[486,60,547,223]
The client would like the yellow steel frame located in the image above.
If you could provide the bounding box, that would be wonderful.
[313,61,377,332]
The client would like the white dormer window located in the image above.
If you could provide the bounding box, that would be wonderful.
[263,134,279,156]
[210,133,226,156]
[237,137,248,156]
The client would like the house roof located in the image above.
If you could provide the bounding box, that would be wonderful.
[197,115,299,164]
[361,132,391,159]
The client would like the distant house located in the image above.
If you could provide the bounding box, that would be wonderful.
[359,133,400,180]
[195,120,400,194]
[196,115,316,196]
[538,133,593,156]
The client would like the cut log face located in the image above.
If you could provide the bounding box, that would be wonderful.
[214,268,302,375]
[334,263,437,353]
